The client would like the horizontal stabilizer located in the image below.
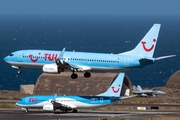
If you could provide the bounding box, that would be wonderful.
[155,55,176,61]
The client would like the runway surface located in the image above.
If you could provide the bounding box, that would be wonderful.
[0,109,180,120]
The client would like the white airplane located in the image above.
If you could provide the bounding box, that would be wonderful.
[16,73,133,113]
[4,24,175,79]
[132,85,166,97]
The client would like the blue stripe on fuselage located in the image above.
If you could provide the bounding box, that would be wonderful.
[16,95,121,106]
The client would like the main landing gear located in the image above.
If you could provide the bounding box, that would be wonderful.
[70,71,91,79]
[71,73,78,79]
[55,59,91,79]
[84,71,91,78]
[25,108,29,112]
[72,109,78,113]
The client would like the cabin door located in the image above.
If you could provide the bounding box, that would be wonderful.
[124,58,129,67]
[100,98,103,104]
[18,52,22,61]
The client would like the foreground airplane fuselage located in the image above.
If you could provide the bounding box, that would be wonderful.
[16,95,121,112]
[4,24,175,79]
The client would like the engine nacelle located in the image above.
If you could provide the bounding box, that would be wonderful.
[43,105,54,111]
[43,64,62,74]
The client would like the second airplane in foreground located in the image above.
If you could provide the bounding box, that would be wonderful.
[16,73,132,113]
[4,24,175,79]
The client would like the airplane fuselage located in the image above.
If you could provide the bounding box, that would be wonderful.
[4,50,154,72]
[16,95,121,110]
[16,73,126,112]
[4,24,164,79]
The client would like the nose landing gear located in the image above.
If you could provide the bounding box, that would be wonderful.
[12,66,21,74]
[18,69,22,74]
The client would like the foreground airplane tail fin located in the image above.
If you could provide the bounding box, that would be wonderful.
[121,24,161,58]
[97,73,124,97]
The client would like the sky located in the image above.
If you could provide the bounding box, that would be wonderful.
[0,0,180,15]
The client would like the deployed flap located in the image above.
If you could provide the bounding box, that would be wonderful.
[64,62,91,71]
[51,94,77,109]
[70,64,91,71]
[56,47,92,72]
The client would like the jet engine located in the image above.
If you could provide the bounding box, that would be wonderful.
[43,64,63,74]
[43,104,54,111]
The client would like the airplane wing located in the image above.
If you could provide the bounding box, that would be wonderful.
[51,100,77,111]
[56,48,92,72]
[50,94,76,111]
[64,62,92,71]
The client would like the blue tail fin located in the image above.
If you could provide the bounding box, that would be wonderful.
[97,73,125,97]
[121,24,161,58]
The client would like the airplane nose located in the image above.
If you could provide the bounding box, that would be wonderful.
[4,56,8,62]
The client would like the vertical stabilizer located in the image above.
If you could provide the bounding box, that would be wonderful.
[121,24,161,57]
[97,73,125,97]
[133,85,139,92]
[137,85,143,91]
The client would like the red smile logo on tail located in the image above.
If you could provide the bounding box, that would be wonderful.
[111,84,120,93]
[141,39,156,52]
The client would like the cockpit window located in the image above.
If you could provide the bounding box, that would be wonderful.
[9,54,14,56]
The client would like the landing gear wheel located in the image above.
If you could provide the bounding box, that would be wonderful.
[71,73,78,79]
[18,70,21,74]
[84,72,91,78]
[64,109,68,113]
[72,109,78,113]
[25,108,29,112]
